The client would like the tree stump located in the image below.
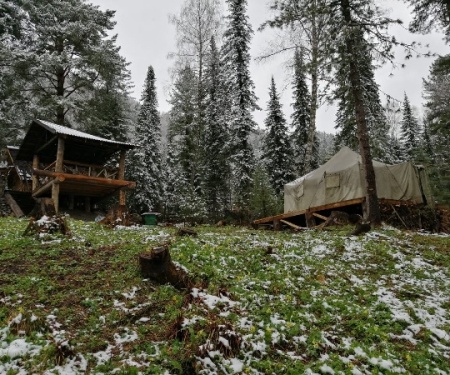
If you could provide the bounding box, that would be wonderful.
[100,205,131,227]
[176,228,198,237]
[139,245,193,290]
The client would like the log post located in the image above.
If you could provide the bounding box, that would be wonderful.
[69,194,74,210]
[52,137,65,213]
[85,196,91,213]
[118,150,126,205]
[32,154,39,192]
[305,210,316,228]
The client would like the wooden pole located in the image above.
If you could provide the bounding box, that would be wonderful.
[118,150,126,206]
[4,193,25,217]
[32,154,39,192]
[52,137,65,213]
[85,196,91,213]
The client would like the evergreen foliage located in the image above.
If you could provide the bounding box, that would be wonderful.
[249,163,281,219]
[263,77,294,195]
[0,0,130,137]
[127,66,163,212]
[290,49,311,176]
[400,93,421,160]
[221,0,259,208]
[423,54,450,203]
[203,37,231,220]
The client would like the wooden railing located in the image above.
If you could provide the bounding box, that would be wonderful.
[42,160,118,179]
[33,160,120,193]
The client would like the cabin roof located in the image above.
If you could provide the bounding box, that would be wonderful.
[15,119,135,164]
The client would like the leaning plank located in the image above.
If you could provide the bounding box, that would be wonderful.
[313,212,328,221]
[4,193,24,217]
[280,219,308,230]
[32,177,65,197]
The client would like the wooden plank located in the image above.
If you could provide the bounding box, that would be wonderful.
[253,198,365,225]
[313,212,328,221]
[280,219,308,230]
[4,193,25,217]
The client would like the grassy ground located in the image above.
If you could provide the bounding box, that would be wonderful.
[0,217,449,374]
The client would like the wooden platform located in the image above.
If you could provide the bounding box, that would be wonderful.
[253,198,365,228]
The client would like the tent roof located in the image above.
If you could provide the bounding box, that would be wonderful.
[286,146,388,186]
[15,119,135,164]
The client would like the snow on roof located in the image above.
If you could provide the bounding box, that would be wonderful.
[36,119,134,147]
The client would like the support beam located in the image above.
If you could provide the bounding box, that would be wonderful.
[36,135,58,154]
[32,154,39,191]
[118,150,126,206]
[4,193,24,218]
[52,183,60,214]
[280,219,308,231]
[32,177,64,198]
[85,196,91,213]
[52,137,65,214]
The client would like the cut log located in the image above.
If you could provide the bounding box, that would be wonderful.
[139,245,192,290]
[4,193,25,218]
[176,228,198,237]
[280,219,308,231]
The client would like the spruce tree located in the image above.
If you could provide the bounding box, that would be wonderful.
[291,49,311,176]
[263,77,294,195]
[221,0,259,208]
[127,66,163,212]
[204,37,231,220]
[400,93,420,160]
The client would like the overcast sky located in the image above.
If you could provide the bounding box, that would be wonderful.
[90,0,448,133]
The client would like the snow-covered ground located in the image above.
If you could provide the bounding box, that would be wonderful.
[0,218,449,374]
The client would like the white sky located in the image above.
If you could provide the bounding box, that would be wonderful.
[90,0,449,133]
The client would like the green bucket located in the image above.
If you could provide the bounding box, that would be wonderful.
[141,212,159,226]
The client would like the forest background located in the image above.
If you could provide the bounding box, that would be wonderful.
[1,0,449,222]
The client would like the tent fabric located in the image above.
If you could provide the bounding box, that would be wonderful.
[284,147,425,213]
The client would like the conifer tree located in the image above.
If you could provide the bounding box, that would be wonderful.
[203,37,231,220]
[221,0,259,208]
[291,49,311,176]
[263,77,294,195]
[400,93,420,160]
[127,66,163,212]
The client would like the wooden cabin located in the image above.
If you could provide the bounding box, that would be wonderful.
[5,119,136,214]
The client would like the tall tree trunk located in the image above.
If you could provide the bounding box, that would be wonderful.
[340,0,381,225]
[304,2,319,173]
[55,37,65,125]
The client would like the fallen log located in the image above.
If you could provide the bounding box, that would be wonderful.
[139,244,193,290]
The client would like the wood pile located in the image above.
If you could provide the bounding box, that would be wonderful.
[380,203,439,232]
[24,198,70,236]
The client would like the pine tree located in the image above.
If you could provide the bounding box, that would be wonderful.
[423,55,450,203]
[249,163,281,219]
[400,93,420,160]
[263,77,294,195]
[203,37,231,220]
[2,0,129,126]
[291,49,311,176]
[221,0,259,208]
[127,66,163,212]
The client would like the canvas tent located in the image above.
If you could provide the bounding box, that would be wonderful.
[284,147,431,214]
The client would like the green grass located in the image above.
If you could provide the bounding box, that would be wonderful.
[0,217,449,374]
